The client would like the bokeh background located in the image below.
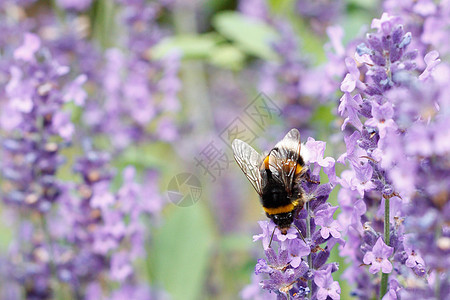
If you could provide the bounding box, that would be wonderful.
[0,0,442,299]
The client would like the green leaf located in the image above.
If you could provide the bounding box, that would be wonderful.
[311,102,335,125]
[0,207,13,254]
[212,11,279,60]
[220,233,253,252]
[329,244,353,298]
[150,204,214,300]
[150,33,222,60]
[208,45,245,70]
[346,0,379,11]
[57,145,83,182]
[342,11,373,44]
[268,0,294,13]
[287,17,326,64]
[115,142,176,171]
[63,101,82,124]
[311,102,338,143]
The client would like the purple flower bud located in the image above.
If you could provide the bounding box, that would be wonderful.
[363,224,379,246]
[367,34,384,54]
[359,100,373,118]
[391,25,403,45]
[356,43,373,56]
[398,32,412,49]
[313,249,330,269]
[311,230,328,246]
[255,259,272,275]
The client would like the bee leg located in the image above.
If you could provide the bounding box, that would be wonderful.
[268,226,276,248]
[305,171,320,185]
[292,224,307,244]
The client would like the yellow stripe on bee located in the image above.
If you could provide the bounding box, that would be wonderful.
[263,200,299,215]
[263,156,302,174]
[295,164,302,175]
[263,156,270,169]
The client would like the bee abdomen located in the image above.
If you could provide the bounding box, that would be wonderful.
[263,203,295,215]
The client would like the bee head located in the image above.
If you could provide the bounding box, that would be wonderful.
[271,211,294,231]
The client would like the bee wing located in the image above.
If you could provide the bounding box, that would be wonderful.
[268,128,302,194]
[232,139,264,195]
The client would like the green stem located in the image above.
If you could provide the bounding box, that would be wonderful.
[306,201,312,299]
[51,0,66,23]
[435,271,440,299]
[172,2,213,135]
[379,197,390,299]
[90,0,115,49]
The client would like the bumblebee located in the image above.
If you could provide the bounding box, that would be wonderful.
[232,128,309,238]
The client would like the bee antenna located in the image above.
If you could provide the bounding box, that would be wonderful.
[292,224,306,244]
[268,227,276,248]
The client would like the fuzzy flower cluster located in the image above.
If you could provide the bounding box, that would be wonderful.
[0,1,173,298]
[0,31,80,299]
[1,32,80,211]
[295,0,344,35]
[60,149,165,299]
[242,139,342,300]
[239,0,360,139]
[83,0,181,150]
[337,12,449,298]
[239,0,334,136]
[0,31,166,299]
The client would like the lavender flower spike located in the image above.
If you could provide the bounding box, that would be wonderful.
[363,237,394,274]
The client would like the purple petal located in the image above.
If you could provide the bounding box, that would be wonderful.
[290,256,302,268]
[313,272,326,288]
[304,138,326,163]
[381,289,397,300]
[320,227,330,239]
[405,256,416,268]
[372,102,394,120]
[341,73,356,92]
[288,238,310,257]
[329,282,341,299]
[373,237,394,258]
[329,227,341,239]
[380,258,393,273]
[255,259,271,275]
[419,50,441,81]
[14,33,41,62]
[342,106,363,132]
[53,111,75,141]
[316,288,328,300]
[0,105,22,130]
[365,118,378,128]
[345,57,360,78]
[369,261,381,274]
[363,251,375,265]
[327,25,345,56]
